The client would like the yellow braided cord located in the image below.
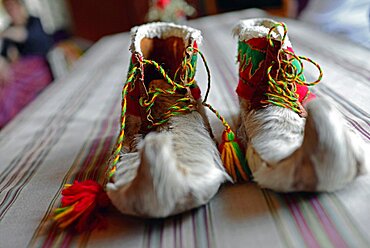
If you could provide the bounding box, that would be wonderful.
[174,49,194,87]
[108,47,202,178]
[267,22,288,47]
[261,22,323,114]
[187,51,249,180]
[140,47,213,128]
[108,66,138,179]
[139,57,196,127]
[202,102,251,181]
[202,102,231,131]
[108,47,243,180]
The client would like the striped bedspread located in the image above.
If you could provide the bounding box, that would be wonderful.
[0,9,369,248]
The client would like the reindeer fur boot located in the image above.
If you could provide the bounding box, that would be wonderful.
[234,18,367,192]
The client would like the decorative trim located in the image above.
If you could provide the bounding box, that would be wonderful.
[233,18,292,48]
[130,22,202,55]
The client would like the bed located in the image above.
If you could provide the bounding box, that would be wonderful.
[0,9,369,248]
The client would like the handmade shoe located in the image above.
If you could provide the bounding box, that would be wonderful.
[54,22,236,231]
[106,22,230,217]
[233,18,367,192]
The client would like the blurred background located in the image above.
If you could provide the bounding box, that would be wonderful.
[0,0,280,42]
[1,0,290,42]
[0,0,368,42]
[0,0,369,74]
[0,0,369,129]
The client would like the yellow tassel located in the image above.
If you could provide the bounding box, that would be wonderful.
[219,129,251,182]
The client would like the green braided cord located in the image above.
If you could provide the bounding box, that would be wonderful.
[108,47,203,178]
[140,47,216,128]
[174,47,197,87]
[262,22,323,114]
[139,57,198,128]
[143,59,184,90]
[267,22,287,47]
[108,66,139,179]
[108,46,241,179]
[294,54,323,86]
[202,102,231,131]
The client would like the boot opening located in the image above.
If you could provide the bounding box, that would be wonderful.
[140,37,185,85]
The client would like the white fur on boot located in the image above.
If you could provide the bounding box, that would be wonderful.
[106,22,228,217]
[107,112,228,217]
[235,18,367,192]
[239,98,367,192]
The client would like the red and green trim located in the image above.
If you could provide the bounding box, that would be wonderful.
[236,37,316,112]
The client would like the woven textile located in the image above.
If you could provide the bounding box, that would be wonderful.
[0,9,369,248]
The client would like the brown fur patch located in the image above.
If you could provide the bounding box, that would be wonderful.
[239,97,252,112]
[124,114,142,151]
[148,79,197,122]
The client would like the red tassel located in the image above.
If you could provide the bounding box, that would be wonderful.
[54,180,110,233]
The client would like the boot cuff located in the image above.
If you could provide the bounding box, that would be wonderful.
[233,18,292,48]
[130,22,202,55]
